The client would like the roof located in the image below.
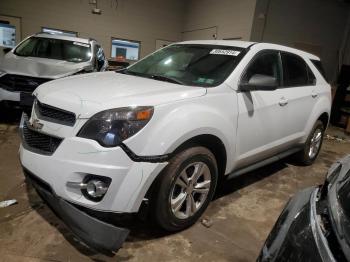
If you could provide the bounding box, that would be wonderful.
[176,40,320,60]
[178,40,256,48]
[34,33,90,44]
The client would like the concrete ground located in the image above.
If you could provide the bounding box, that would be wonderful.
[0,108,349,262]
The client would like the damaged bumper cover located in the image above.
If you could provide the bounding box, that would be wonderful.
[23,168,129,252]
[257,187,335,262]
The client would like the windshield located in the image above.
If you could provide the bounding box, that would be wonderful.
[122,44,246,87]
[14,37,92,63]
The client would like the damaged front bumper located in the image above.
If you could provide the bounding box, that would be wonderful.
[257,187,336,262]
[23,168,130,252]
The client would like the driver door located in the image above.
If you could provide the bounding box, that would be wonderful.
[235,50,288,169]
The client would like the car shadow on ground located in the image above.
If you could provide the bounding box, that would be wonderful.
[214,159,289,200]
[0,104,25,124]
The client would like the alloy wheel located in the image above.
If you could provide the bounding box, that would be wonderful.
[308,128,323,159]
[170,162,211,219]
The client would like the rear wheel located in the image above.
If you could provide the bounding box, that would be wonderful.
[152,147,218,231]
[295,120,324,165]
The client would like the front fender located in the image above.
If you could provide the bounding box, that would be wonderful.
[125,97,237,173]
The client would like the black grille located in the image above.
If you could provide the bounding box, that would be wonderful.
[35,100,76,126]
[22,120,63,155]
[0,74,52,92]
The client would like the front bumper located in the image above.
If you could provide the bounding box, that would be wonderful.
[19,112,167,213]
[258,187,335,261]
[24,168,129,251]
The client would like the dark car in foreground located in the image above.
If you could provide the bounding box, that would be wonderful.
[258,155,350,261]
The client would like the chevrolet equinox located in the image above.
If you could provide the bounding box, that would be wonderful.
[19,40,331,251]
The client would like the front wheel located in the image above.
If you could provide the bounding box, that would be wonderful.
[295,120,325,165]
[152,147,218,232]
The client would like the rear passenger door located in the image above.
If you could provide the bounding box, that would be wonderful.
[279,52,317,140]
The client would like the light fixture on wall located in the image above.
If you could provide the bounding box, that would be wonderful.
[90,0,102,15]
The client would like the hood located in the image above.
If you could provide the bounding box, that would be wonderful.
[0,52,90,78]
[34,71,207,118]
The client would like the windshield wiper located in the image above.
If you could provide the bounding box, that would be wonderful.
[117,69,145,77]
[148,74,184,85]
[118,70,184,85]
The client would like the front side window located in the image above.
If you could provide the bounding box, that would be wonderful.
[122,44,245,87]
[281,53,314,87]
[241,51,281,85]
[14,37,92,63]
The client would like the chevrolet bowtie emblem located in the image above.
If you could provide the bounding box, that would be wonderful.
[31,119,43,130]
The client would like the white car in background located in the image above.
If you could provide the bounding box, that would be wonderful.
[19,40,331,251]
[0,33,107,107]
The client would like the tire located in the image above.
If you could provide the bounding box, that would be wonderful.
[295,120,325,165]
[152,146,218,232]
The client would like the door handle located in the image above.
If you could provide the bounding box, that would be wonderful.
[311,91,318,98]
[279,97,288,106]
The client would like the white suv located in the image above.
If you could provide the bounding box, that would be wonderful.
[19,40,331,251]
[0,33,107,107]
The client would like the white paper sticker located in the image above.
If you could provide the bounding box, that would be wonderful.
[210,49,240,56]
[73,42,90,47]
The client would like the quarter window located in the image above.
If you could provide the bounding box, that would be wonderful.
[242,51,281,85]
[281,53,314,87]
[311,59,327,81]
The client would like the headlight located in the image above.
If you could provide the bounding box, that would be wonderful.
[78,106,154,147]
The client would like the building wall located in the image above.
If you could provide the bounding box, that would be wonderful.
[0,0,186,59]
[250,0,350,82]
[341,12,350,66]
[343,37,350,66]
[182,0,257,41]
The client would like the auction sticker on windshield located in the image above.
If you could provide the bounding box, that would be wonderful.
[210,49,241,56]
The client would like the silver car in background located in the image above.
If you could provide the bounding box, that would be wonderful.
[0,33,107,107]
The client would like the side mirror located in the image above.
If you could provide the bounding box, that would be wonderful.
[3,48,12,54]
[239,74,278,91]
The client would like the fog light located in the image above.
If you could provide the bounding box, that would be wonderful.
[86,179,108,198]
[67,175,111,202]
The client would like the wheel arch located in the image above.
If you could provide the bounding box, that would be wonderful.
[140,134,228,214]
[171,134,227,179]
[318,112,329,129]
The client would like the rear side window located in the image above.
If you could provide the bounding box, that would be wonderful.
[281,52,315,87]
[311,59,327,81]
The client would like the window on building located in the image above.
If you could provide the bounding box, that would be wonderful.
[111,38,140,61]
[42,27,77,37]
[0,23,16,48]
